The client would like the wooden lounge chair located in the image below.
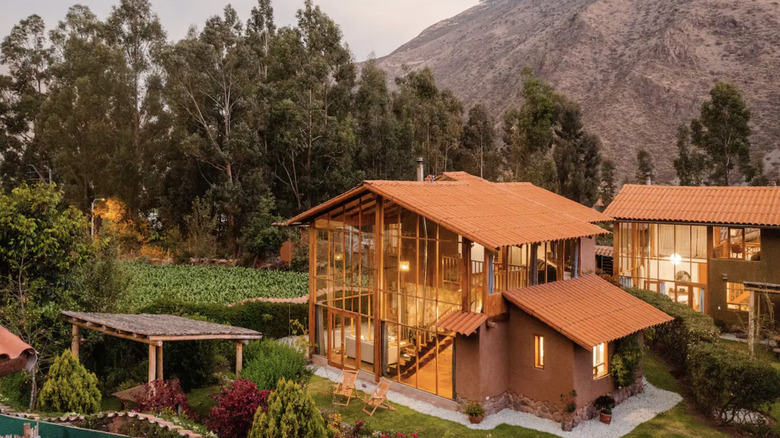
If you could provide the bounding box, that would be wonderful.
[332,369,359,406]
[361,378,396,416]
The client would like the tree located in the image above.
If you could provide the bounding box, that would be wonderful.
[690,82,754,185]
[673,124,705,186]
[635,148,655,184]
[456,104,499,180]
[553,99,602,205]
[599,160,616,209]
[248,378,327,438]
[38,350,101,414]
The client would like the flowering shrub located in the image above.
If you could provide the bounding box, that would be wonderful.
[207,379,271,438]
[135,379,195,419]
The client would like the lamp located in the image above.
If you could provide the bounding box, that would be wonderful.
[399,261,410,272]
[334,253,344,261]
[669,253,682,265]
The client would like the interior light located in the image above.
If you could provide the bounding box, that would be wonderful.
[399,261,410,272]
[334,253,344,261]
[669,253,682,265]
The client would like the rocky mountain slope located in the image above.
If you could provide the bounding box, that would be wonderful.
[375,0,780,182]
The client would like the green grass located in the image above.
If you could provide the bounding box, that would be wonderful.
[308,376,555,437]
[186,385,220,419]
[625,350,729,438]
[120,262,308,311]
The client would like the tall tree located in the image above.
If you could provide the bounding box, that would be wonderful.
[456,103,499,180]
[690,82,754,185]
[673,124,705,186]
[635,148,655,184]
[553,99,602,205]
[599,160,616,209]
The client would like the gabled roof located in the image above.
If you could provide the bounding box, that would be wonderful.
[437,311,488,336]
[286,172,609,250]
[604,184,780,227]
[503,275,673,349]
[495,182,610,223]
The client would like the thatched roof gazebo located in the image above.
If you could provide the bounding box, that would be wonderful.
[62,311,262,383]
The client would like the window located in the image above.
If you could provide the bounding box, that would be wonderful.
[534,335,544,369]
[713,227,760,261]
[593,343,608,379]
[727,282,750,312]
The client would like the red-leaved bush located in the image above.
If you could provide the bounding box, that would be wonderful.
[135,379,195,419]
[207,378,271,438]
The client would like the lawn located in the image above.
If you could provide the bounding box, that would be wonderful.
[119,262,308,311]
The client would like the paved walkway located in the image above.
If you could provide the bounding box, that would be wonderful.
[315,367,682,437]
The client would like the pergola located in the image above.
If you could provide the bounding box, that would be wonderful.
[743,282,780,358]
[62,311,262,383]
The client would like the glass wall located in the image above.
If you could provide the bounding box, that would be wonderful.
[713,227,761,261]
[617,222,707,310]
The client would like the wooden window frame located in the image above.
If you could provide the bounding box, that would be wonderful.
[534,335,544,369]
[593,342,608,379]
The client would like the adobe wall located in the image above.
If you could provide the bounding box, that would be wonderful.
[454,319,509,407]
[581,237,597,275]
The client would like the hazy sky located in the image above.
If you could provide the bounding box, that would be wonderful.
[0,0,479,61]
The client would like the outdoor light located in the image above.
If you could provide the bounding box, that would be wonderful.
[669,253,682,265]
[399,260,410,271]
[334,253,344,261]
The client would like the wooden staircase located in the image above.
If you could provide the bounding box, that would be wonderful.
[388,335,453,379]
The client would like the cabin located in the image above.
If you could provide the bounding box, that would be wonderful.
[286,172,672,427]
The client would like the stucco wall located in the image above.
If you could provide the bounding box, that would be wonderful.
[572,341,615,403]
[454,320,509,402]
[581,237,597,275]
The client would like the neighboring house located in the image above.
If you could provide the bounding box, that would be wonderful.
[287,172,671,427]
[605,184,780,325]
[0,326,37,377]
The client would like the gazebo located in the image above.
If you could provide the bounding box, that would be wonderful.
[62,311,262,383]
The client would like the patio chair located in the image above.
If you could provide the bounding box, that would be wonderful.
[332,369,360,406]
[361,377,396,416]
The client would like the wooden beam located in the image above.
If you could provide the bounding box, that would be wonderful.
[71,325,79,358]
[235,341,243,377]
[374,196,384,382]
[156,344,164,380]
[67,318,161,346]
[148,344,156,383]
[148,334,262,342]
[309,224,317,350]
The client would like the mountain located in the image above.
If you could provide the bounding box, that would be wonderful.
[375,0,780,183]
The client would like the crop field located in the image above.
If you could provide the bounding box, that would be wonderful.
[120,262,308,311]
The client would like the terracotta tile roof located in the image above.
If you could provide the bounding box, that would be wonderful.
[436,311,488,336]
[604,184,780,227]
[495,182,611,223]
[0,326,37,377]
[595,245,613,257]
[503,275,673,349]
[286,173,608,249]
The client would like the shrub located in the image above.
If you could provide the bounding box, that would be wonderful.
[164,340,224,391]
[463,402,484,417]
[609,334,643,387]
[248,378,327,438]
[135,379,195,419]
[38,350,101,414]
[594,395,615,414]
[688,342,780,425]
[207,379,271,438]
[243,340,312,391]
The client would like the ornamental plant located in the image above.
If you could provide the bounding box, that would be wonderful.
[207,379,271,438]
[135,379,195,419]
[243,340,312,391]
[463,402,484,417]
[594,395,615,414]
[38,349,101,414]
[609,334,643,387]
[248,378,327,438]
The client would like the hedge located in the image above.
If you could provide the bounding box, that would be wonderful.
[138,299,309,340]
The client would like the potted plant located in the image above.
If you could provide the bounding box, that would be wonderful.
[595,395,615,425]
[464,402,485,424]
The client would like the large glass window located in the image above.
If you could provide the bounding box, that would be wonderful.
[727,282,750,312]
[714,227,761,261]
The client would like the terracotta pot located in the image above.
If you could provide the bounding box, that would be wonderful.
[468,414,484,424]
[600,412,612,425]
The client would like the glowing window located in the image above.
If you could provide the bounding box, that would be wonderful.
[726,282,750,312]
[534,335,544,369]
[593,343,608,379]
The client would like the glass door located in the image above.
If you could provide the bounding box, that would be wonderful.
[328,310,360,370]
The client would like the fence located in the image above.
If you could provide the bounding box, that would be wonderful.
[0,415,124,438]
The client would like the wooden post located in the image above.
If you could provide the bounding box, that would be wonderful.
[235,341,243,377]
[156,344,164,380]
[373,196,384,381]
[308,225,317,350]
[148,344,156,384]
[612,222,620,279]
[71,325,79,358]
[748,289,756,359]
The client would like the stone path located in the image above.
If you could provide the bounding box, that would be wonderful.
[315,366,682,438]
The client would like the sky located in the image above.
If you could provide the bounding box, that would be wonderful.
[0,0,479,61]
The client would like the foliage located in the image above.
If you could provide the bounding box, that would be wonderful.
[599,160,616,208]
[243,340,312,391]
[38,350,100,414]
[463,401,485,417]
[95,198,145,252]
[456,104,500,180]
[120,262,307,311]
[136,379,195,419]
[634,148,655,183]
[139,299,309,340]
[207,379,271,438]
[553,99,602,206]
[688,342,780,425]
[184,197,217,259]
[559,389,577,413]
[610,334,643,388]
[673,124,705,186]
[73,235,127,313]
[248,378,327,438]
[594,395,615,414]
[0,370,32,410]
[164,339,224,391]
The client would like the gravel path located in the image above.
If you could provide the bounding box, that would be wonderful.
[315,367,682,437]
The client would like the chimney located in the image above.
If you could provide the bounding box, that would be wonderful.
[416,157,424,182]
[646,175,652,186]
